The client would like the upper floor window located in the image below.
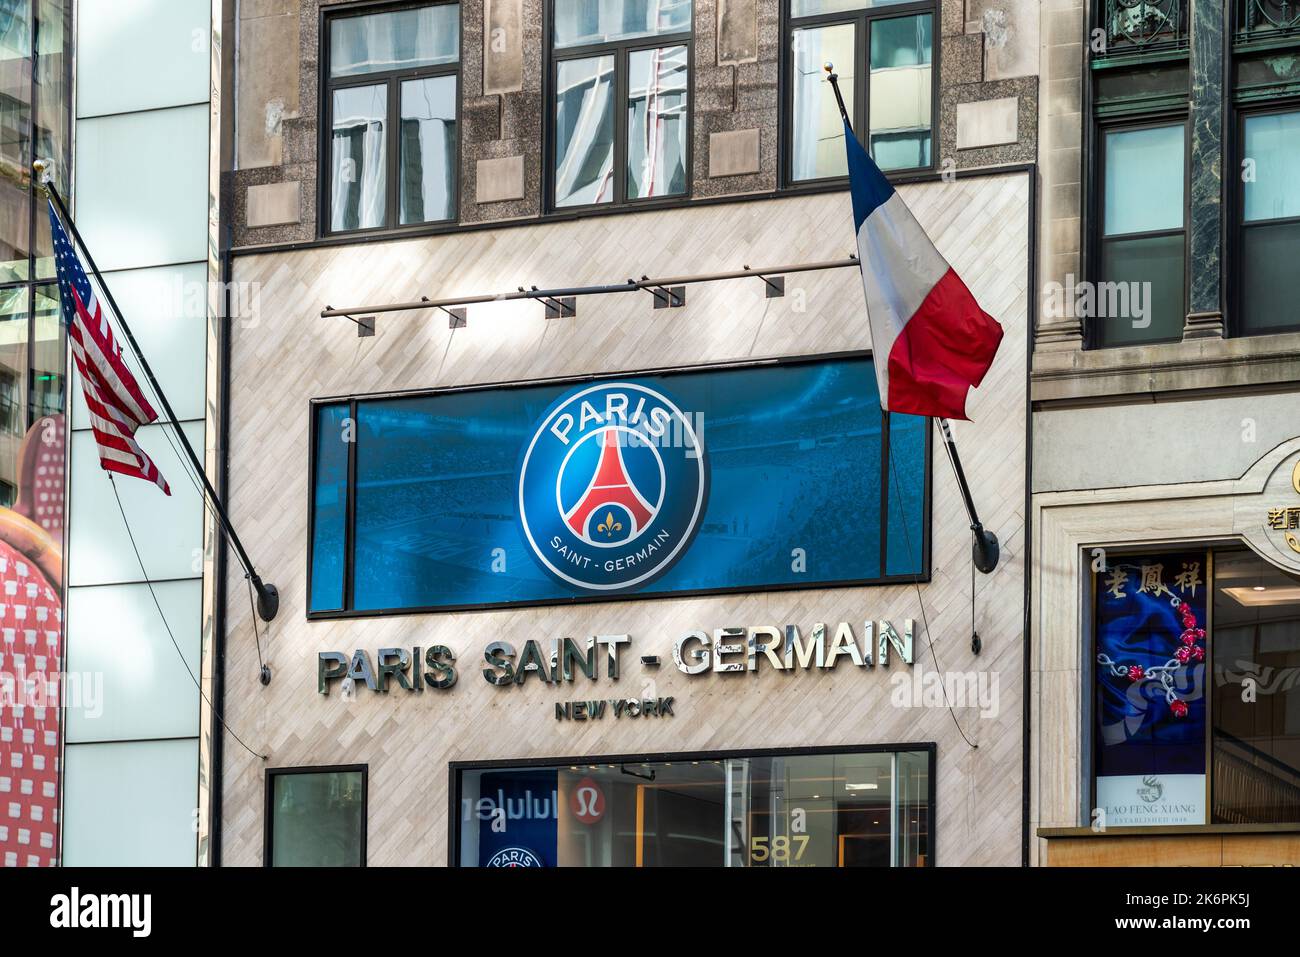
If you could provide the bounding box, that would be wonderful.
[324,2,460,235]
[786,1,934,184]
[549,0,692,209]
[1094,122,1186,347]
[1237,109,1300,335]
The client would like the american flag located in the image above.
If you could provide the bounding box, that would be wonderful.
[49,199,170,494]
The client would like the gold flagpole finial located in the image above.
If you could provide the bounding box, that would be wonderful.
[823,61,834,75]
[32,158,52,193]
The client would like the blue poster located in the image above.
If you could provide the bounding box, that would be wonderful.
[1094,551,1208,826]
[309,356,927,613]
[475,770,558,868]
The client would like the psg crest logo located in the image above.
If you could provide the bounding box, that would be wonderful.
[517,380,707,592]
[486,847,544,867]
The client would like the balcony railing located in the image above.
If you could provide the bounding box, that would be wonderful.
[1098,0,1188,57]
[1237,0,1300,42]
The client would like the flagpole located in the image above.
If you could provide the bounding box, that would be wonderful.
[823,65,1000,575]
[35,162,282,619]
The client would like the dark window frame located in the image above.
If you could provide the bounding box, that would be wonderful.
[779,0,940,190]
[1231,98,1300,337]
[264,764,369,867]
[1086,111,1191,349]
[448,741,937,867]
[319,0,463,239]
[542,2,695,213]
[304,349,933,621]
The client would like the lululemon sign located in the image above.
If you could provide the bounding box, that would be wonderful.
[570,777,606,824]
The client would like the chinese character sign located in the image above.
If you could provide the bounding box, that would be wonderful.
[1094,551,1208,827]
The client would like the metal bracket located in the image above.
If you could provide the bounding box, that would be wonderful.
[544,296,576,319]
[745,265,785,298]
[528,287,576,319]
[327,306,376,338]
[639,276,685,310]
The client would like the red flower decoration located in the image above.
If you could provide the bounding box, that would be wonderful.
[1170,699,1189,718]
[1181,628,1205,645]
[1175,645,1192,663]
[1127,665,1145,682]
[1191,645,1205,662]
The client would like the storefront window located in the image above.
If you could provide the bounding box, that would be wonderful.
[1212,549,1300,823]
[1091,546,1300,827]
[455,747,932,867]
[266,767,367,867]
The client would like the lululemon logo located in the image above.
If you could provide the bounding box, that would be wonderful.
[570,776,606,824]
[517,380,707,592]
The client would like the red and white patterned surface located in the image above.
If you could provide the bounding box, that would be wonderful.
[0,539,62,867]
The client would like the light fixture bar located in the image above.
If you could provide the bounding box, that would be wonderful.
[318,255,860,321]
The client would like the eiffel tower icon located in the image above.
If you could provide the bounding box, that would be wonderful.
[564,428,655,540]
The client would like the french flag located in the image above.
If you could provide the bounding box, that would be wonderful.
[845,119,1003,420]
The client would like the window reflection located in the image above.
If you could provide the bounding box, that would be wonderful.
[329,4,459,78]
[554,0,693,49]
[458,749,930,867]
[1213,549,1300,824]
[554,55,616,207]
[268,769,366,867]
[331,84,388,232]
[0,287,26,507]
[869,14,932,171]
[626,45,688,200]
[791,24,854,181]
[399,75,456,225]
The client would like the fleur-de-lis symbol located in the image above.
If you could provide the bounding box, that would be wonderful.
[597,511,623,537]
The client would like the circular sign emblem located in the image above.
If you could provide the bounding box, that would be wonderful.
[569,776,606,825]
[518,381,707,592]
[486,847,544,867]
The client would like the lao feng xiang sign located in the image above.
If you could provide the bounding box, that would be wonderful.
[316,619,914,719]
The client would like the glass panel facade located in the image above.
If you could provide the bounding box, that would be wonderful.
[399,75,457,224]
[61,739,199,867]
[554,55,616,206]
[329,4,459,78]
[868,14,932,171]
[0,287,27,507]
[268,770,366,867]
[791,23,855,181]
[554,0,693,49]
[0,1,32,284]
[457,749,930,867]
[625,45,688,200]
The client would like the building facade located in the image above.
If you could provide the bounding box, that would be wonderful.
[1,0,228,868]
[1030,1,1300,865]
[217,0,1037,867]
